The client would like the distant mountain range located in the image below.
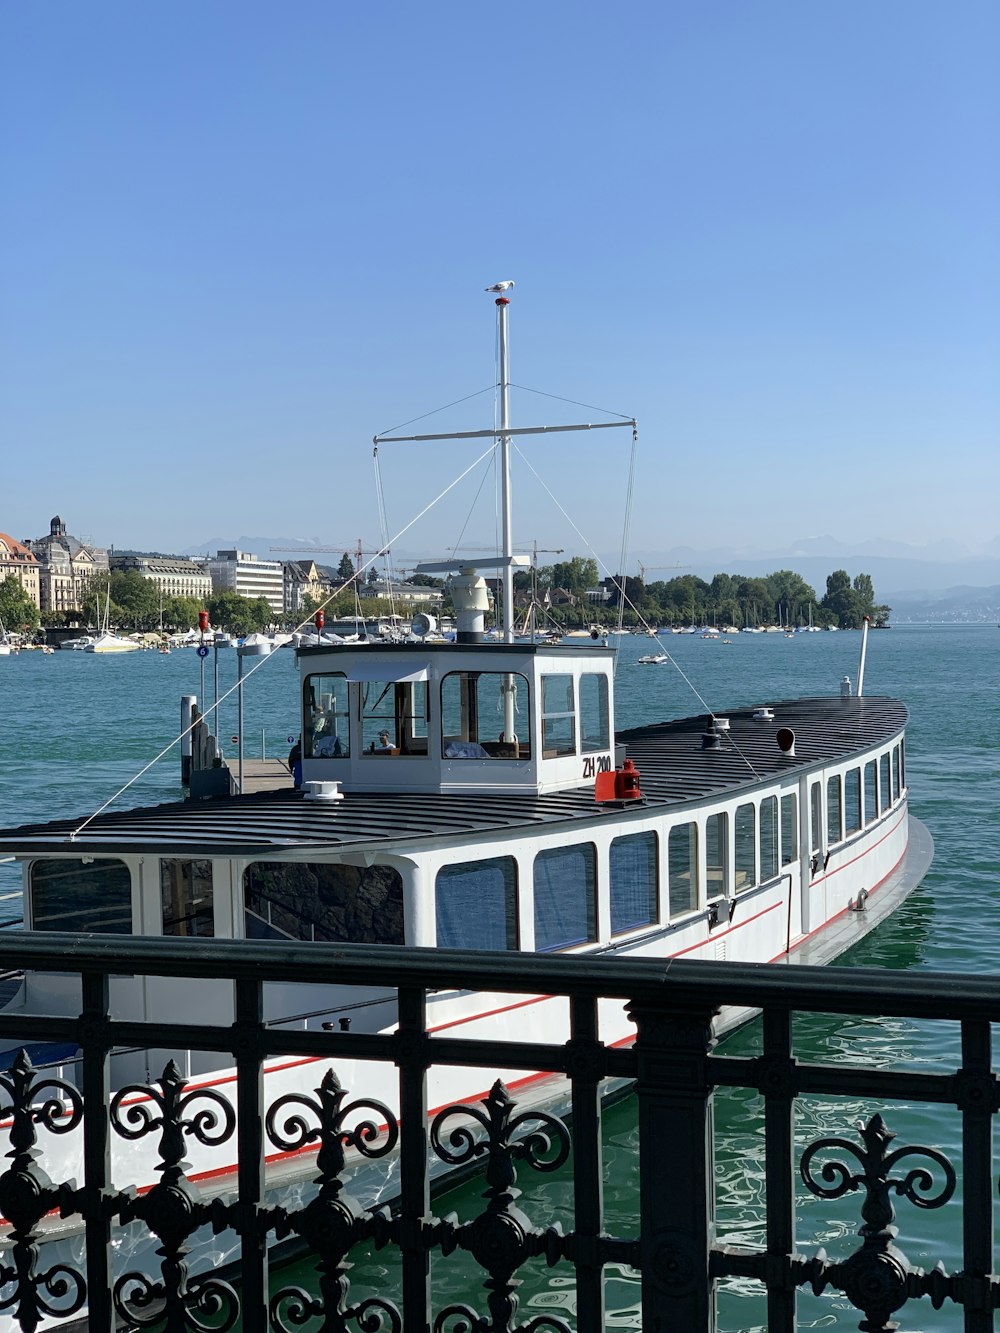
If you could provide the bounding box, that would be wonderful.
[184,535,1000,622]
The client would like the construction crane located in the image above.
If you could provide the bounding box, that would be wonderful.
[269,541,390,579]
[637,562,686,582]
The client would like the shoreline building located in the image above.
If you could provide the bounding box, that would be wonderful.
[283,559,331,617]
[109,554,212,604]
[22,516,109,616]
[205,550,284,618]
[0,533,41,609]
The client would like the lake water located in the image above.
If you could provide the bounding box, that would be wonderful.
[1,625,997,1328]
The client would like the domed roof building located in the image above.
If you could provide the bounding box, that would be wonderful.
[22,515,108,616]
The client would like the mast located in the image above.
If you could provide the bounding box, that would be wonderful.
[496,293,514,643]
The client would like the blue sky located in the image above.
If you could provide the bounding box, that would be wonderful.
[2,2,998,570]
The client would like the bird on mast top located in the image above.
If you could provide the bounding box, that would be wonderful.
[485,280,515,293]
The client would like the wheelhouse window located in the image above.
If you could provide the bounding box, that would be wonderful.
[304,673,350,758]
[436,858,518,951]
[30,858,132,934]
[781,793,797,866]
[735,803,756,891]
[844,768,862,834]
[880,753,891,813]
[161,858,213,937]
[668,823,698,917]
[610,831,658,934]
[892,746,902,801]
[759,796,778,881]
[827,775,843,844]
[705,812,728,900]
[864,760,878,825]
[440,671,531,759]
[541,674,576,758]
[579,673,610,754]
[243,862,404,944]
[533,844,596,951]
[361,677,428,757]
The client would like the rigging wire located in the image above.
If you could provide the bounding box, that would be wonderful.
[375,385,497,441]
[70,440,501,839]
[506,382,634,421]
[511,440,764,780]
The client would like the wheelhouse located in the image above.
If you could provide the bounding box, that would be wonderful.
[298,642,617,795]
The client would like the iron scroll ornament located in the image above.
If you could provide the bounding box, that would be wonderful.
[799,1113,956,1331]
[430,1082,572,1333]
[0,1052,87,1328]
[109,1061,240,1332]
[267,1069,400,1333]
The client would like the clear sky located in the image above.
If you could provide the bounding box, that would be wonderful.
[2,2,998,568]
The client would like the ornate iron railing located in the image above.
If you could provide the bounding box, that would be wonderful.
[0,933,998,1332]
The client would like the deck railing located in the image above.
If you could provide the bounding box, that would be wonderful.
[0,933,998,1332]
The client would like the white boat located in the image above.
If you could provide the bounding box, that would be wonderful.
[0,288,932,1257]
[637,652,669,664]
[84,631,142,653]
[84,584,142,652]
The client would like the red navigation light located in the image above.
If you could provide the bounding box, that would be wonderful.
[314,609,325,631]
[198,610,209,632]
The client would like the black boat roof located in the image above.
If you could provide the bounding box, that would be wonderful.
[0,696,907,858]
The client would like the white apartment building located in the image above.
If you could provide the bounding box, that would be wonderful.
[205,550,285,616]
[110,554,213,602]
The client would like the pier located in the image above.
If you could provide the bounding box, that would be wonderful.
[1,936,999,1331]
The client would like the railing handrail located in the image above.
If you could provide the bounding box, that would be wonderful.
[0,927,994,1021]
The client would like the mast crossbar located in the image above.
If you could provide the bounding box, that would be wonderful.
[373,420,636,445]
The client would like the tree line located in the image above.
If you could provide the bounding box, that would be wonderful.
[1,561,889,639]
[521,563,889,630]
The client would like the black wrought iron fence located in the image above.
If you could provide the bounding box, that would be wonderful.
[0,933,998,1332]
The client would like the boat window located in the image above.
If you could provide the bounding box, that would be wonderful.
[705,812,728,900]
[781,793,797,866]
[844,768,861,834]
[864,760,878,825]
[361,680,429,757]
[304,673,350,758]
[540,674,576,758]
[579,673,610,754]
[668,824,698,917]
[734,803,756,891]
[880,753,891,813]
[759,797,778,881]
[810,783,822,854]
[611,831,658,933]
[161,858,213,937]
[892,746,902,801]
[243,862,404,945]
[440,671,531,759]
[898,740,905,793]
[436,858,518,950]
[533,844,596,951]
[29,858,132,934]
[827,775,842,844]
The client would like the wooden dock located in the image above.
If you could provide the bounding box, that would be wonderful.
[223,758,294,794]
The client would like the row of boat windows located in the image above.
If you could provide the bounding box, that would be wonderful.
[303,670,610,761]
[812,744,903,849]
[26,801,791,952]
[24,747,902,949]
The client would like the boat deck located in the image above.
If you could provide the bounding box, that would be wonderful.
[0,695,907,857]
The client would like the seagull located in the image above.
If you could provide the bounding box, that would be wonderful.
[485,280,515,293]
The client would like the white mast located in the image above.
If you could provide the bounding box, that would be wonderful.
[493,287,515,643]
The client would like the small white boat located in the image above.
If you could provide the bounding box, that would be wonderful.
[637,652,669,664]
[84,632,141,653]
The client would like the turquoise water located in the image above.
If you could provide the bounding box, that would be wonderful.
[1,626,997,1327]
